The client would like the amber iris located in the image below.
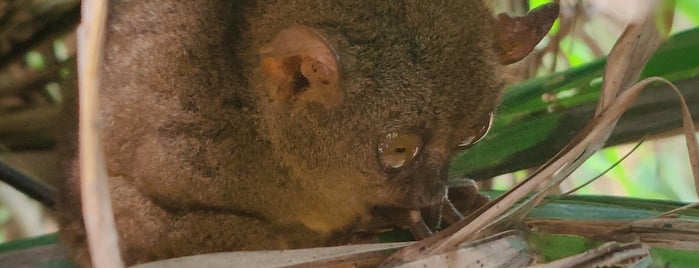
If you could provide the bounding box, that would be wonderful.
[378,132,423,169]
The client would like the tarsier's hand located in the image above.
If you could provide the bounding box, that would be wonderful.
[351,179,489,241]
[443,180,491,226]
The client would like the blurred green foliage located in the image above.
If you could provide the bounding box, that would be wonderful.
[482,1,699,202]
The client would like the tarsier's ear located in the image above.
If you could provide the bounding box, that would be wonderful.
[261,26,342,109]
[495,3,559,65]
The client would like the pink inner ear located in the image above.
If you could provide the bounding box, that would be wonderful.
[272,26,339,75]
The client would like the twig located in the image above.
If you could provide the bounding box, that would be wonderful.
[655,202,699,218]
[0,160,56,207]
[77,0,123,267]
[552,137,646,200]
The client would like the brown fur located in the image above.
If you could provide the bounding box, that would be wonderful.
[58,0,508,265]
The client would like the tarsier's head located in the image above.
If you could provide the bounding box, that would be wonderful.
[89,1,559,260]
[243,1,557,224]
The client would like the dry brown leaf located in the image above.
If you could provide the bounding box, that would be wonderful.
[596,12,665,115]
[393,231,532,268]
[529,242,649,268]
[656,0,677,38]
[135,232,532,268]
[679,93,699,197]
[553,139,644,200]
[134,243,411,268]
[526,218,699,251]
[502,76,698,232]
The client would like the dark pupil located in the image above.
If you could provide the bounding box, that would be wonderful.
[394,147,406,153]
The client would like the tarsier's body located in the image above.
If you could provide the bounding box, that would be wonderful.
[58,0,555,265]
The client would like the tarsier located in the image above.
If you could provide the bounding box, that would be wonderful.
[57,0,556,265]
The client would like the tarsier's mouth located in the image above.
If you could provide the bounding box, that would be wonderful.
[358,179,489,240]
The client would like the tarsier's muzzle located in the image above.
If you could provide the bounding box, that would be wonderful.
[369,118,493,239]
[357,179,489,240]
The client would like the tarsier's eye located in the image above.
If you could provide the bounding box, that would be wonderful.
[378,132,424,169]
[458,112,494,149]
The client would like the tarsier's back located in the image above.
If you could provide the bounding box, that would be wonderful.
[57,0,555,265]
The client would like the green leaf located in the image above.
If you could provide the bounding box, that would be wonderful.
[651,247,699,267]
[528,232,600,262]
[25,51,46,70]
[449,27,699,179]
[677,0,699,24]
[0,233,59,254]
